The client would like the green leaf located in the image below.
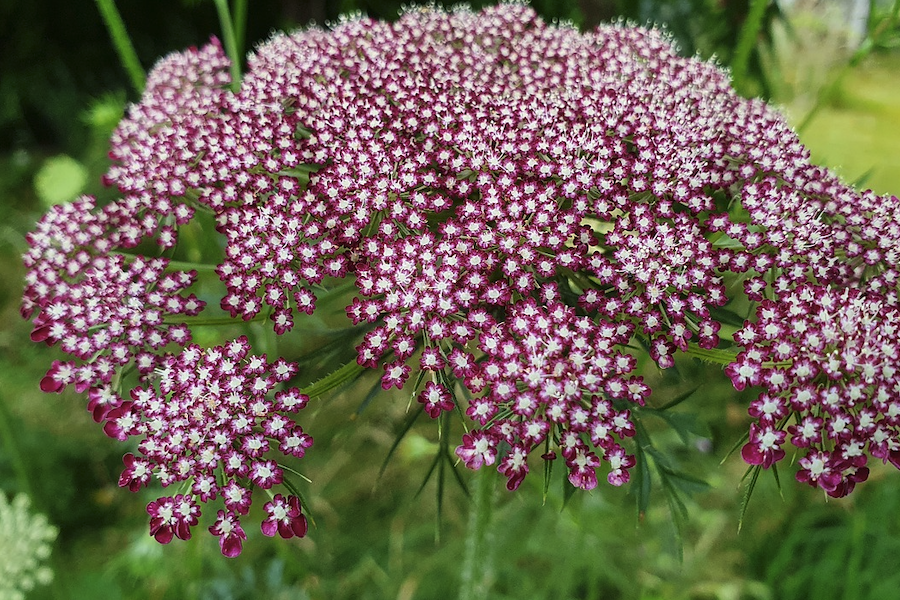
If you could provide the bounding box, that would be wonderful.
[276,163,322,187]
[651,456,690,562]
[561,472,578,510]
[632,425,652,518]
[292,326,361,365]
[447,449,470,497]
[378,405,425,479]
[542,438,554,505]
[653,410,711,445]
[686,345,740,366]
[660,481,687,563]
[730,0,769,95]
[720,429,751,465]
[738,464,762,533]
[659,468,711,496]
[436,442,446,543]
[355,377,384,415]
[771,460,785,502]
[654,384,702,411]
[278,163,320,176]
[413,449,442,499]
[707,305,749,327]
[710,233,745,249]
[642,443,675,471]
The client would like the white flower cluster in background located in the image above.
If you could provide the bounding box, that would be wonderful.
[0,494,57,600]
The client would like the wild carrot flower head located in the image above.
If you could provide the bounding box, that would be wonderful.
[22,2,900,547]
[0,494,57,599]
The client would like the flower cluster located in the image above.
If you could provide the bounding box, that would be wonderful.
[456,300,646,490]
[108,337,311,556]
[728,286,900,496]
[23,196,203,421]
[0,494,57,600]
[22,2,900,553]
[285,6,746,373]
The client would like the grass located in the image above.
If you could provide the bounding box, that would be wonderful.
[787,54,900,196]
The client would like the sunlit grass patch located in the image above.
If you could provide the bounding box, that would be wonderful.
[787,54,900,196]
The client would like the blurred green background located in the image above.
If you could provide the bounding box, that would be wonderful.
[1,0,899,599]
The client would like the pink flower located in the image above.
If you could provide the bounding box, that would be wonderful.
[417,382,454,418]
[566,448,601,491]
[455,431,497,470]
[498,445,530,491]
[118,453,151,492]
[796,450,842,493]
[147,495,200,544]
[209,511,247,557]
[741,422,787,469]
[261,494,308,539]
[605,445,636,486]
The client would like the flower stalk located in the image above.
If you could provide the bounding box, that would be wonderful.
[213,0,243,92]
[730,0,769,95]
[458,467,496,600]
[93,0,145,95]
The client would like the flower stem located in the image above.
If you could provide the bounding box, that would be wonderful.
[299,359,366,399]
[685,344,739,365]
[730,0,769,96]
[109,252,220,272]
[213,0,243,92]
[458,468,495,600]
[161,259,220,272]
[232,0,249,63]
[166,313,267,326]
[93,0,145,95]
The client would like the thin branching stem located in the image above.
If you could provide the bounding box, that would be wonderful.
[458,468,495,600]
[730,0,770,96]
[233,0,249,62]
[685,344,739,365]
[213,0,243,91]
[93,0,145,95]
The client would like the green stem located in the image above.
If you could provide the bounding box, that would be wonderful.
[164,313,267,326]
[161,259,220,272]
[299,359,366,399]
[232,0,249,63]
[730,0,769,96]
[279,464,312,484]
[94,0,145,95]
[458,468,495,600]
[213,0,243,92]
[686,344,793,369]
[685,344,739,365]
[109,252,220,272]
[166,260,219,272]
